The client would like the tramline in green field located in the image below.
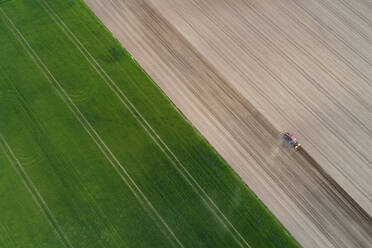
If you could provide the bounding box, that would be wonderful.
[0,0,300,247]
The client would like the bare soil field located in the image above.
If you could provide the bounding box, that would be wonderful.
[85,0,372,247]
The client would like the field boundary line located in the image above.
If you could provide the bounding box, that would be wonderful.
[0,8,183,248]
[0,133,73,248]
[38,1,251,246]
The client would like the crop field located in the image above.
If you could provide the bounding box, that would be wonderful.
[0,0,301,247]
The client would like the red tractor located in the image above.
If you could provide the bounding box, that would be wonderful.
[282,132,301,150]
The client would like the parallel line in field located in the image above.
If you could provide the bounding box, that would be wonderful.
[234,1,372,196]
[0,8,183,248]
[235,1,372,163]
[111,2,361,246]
[274,1,372,88]
[229,0,372,193]
[337,0,372,27]
[188,0,371,201]
[316,0,371,43]
[162,6,345,243]
[227,0,372,156]
[290,0,372,66]
[243,0,372,113]
[38,0,252,247]
[0,133,73,248]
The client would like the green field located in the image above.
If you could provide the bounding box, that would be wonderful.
[0,0,301,247]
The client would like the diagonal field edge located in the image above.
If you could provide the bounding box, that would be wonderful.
[0,8,183,248]
[0,133,73,248]
[38,0,252,247]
